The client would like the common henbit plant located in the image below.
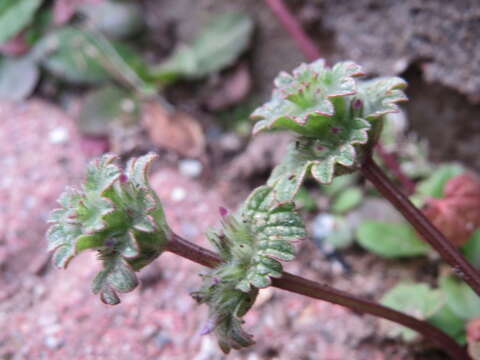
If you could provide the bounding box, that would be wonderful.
[251,59,406,201]
[48,60,480,359]
[250,58,480,292]
[47,152,466,359]
[47,153,171,304]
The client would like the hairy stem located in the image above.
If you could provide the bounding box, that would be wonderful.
[362,156,480,296]
[264,0,415,194]
[167,233,468,359]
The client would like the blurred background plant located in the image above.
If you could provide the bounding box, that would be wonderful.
[304,111,480,355]
[3,0,480,358]
[0,0,254,156]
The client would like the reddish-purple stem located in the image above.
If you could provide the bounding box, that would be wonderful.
[264,0,320,61]
[166,233,468,359]
[264,0,416,194]
[362,157,480,296]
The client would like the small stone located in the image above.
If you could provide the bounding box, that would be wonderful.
[171,187,186,202]
[178,159,203,178]
[48,127,69,144]
[142,324,157,339]
[180,222,199,238]
[154,331,171,349]
[393,58,408,73]
[312,213,335,240]
[121,98,136,113]
[219,133,242,152]
[24,196,37,209]
[44,336,64,349]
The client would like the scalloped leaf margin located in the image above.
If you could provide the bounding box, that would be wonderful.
[194,185,306,352]
[267,117,371,203]
[46,152,170,305]
[251,60,365,136]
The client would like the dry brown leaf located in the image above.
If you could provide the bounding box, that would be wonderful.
[141,100,205,157]
[423,173,480,246]
[204,63,251,110]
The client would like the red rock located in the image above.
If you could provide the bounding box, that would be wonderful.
[0,100,87,275]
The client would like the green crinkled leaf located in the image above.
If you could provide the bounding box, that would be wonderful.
[239,186,305,290]
[357,77,408,120]
[52,243,76,269]
[381,283,445,342]
[84,154,121,194]
[47,187,82,223]
[274,60,362,104]
[76,196,115,234]
[195,185,306,352]
[47,187,84,269]
[119,154,170,239]
[252,60,364,136]
[0,0,43,45]
[46,152,170,304]
[46,224,68,252]
[73,154,120,234]
[267,122,370,202]
[192,273,257,354]
[266,150,309,204]
[153,11,253,84]
[92,256,138,305]
[356,221,430,258]
[216,315,255,354]
[125,152,157,187]
[47,223,81,268]
[75,234,105,253]
[251,60,407,194]
[237,256,283,292]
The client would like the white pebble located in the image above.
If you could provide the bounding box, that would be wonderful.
[48,127,69,144]
[178,159,203,178]
[44,336,64,349]
[171,187,186,202]
[121,99,136,113]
